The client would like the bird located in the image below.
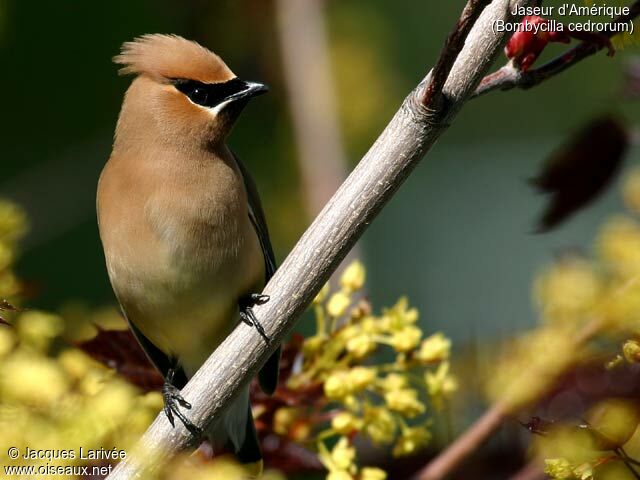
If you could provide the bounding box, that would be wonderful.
[96,34,280,473]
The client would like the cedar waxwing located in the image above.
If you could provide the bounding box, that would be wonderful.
[96,34,280,471]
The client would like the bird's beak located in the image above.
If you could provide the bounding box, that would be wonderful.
[228,81,269,103]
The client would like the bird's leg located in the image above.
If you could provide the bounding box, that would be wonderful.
[239,293,270,344]
[162,367,202,437]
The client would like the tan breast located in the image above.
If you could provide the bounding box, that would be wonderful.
[97,145,265,371]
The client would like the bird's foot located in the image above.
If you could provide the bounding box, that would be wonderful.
[239,293,270,344]
[162,368,202,437]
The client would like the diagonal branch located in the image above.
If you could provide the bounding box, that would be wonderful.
[423,0,493,106]
[106,1,530,478]
[474,0,640,97]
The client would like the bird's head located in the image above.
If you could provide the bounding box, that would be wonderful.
[113,34,267,150]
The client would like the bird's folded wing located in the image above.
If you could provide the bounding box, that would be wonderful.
[233,151,281,395]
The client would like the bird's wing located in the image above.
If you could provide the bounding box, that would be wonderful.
[233,151,281,395]
[126,311,189,388]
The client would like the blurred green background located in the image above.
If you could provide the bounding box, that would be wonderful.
[0,0,638,347]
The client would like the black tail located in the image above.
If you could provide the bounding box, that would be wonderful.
[236,403,262,465]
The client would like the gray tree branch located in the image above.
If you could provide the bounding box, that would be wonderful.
[106,1,529,478]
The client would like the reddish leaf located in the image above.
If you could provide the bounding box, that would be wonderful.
[261,435,323,473]
[505,16,614,71]
[505,16,570,71]
[532,115,628,232]
[76,327,164,392]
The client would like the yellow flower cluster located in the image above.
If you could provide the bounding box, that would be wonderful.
[486,168,640,411]
[0,309,164,477]
[318,437,387,480]
[536,399,640,480]
[0,201,281,479]
[492,168,640,477]
[285,261,456,479]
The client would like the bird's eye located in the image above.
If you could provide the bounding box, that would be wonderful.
[188,87,209,106]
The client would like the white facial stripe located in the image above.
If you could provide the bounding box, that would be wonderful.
[189,97,234,117]
[212,98,234,114]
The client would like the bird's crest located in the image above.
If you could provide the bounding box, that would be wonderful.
[114,34,235,84]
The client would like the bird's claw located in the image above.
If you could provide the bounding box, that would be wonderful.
[239,294,270,344]
[249,293,270,305]
[162,370,202,437]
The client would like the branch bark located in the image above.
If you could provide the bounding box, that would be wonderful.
[474,0,640,97]
[424,0,493,106]
[106,1,529,478]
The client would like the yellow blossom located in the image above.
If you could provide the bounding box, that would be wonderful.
[389,325,422,352]
[0,242,13,270]
[0,327,16,357]
[605,355,624,370]
[392,426,432,457]
[338,325,362,343]
[545,458,574,479]
[346,333,376,358]
[327,471,354,480]
[58,348,98,380]
[17,311,64,351]
[0,270,19,298]
[340,261,366,293]
[360,467,387,480]
[1,352,68,408]
[325,371,351,400]
[328,292,351,317]
[363,406,396,444]
[586,399,640,450]
[0,201,27,244]
[360,317,383,334]
[598,215,640,278]
[380,373,408,392]
[274,407,300,435]
[381,297,418,330]
[425,361,458,410]
[347,367,376,391]
[384,388,425,418]
[331,412,362,435]
[534,257,600,324]
[486,326,575,409]
[314,283,330,305]
[302,334,327,356]
[416,332,451,363]
[331,437,357,470]
[623,339,640,363]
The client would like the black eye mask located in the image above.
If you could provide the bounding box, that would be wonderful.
[172,77,250,108]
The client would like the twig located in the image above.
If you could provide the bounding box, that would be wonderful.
[423,0,493,106]
[106,1,529,478]
[418,402,511,480]
[474,0,640,97]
